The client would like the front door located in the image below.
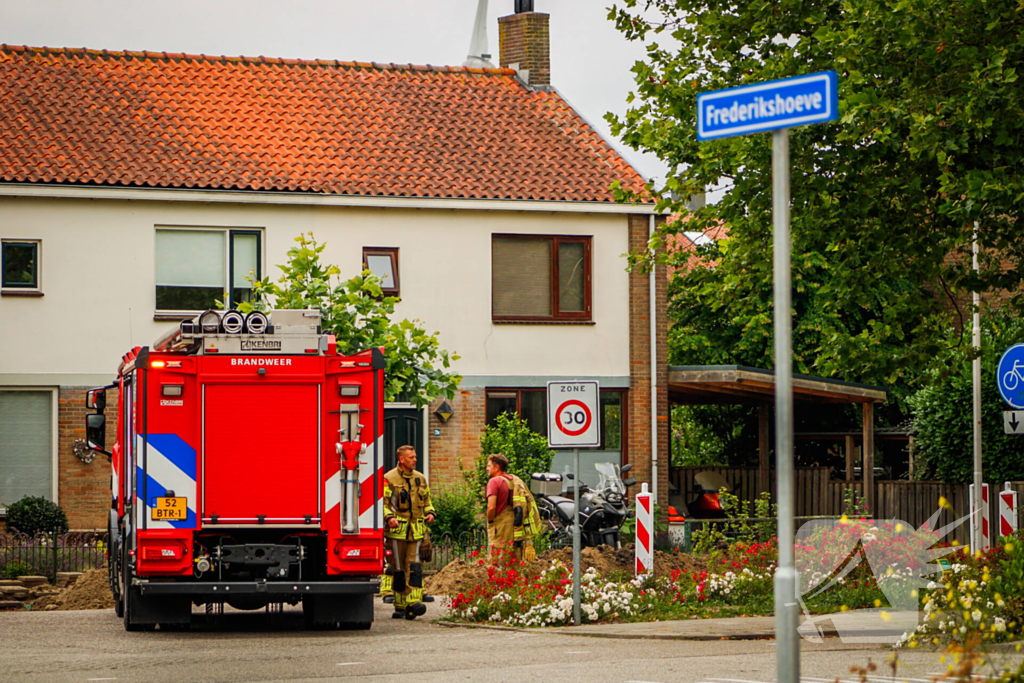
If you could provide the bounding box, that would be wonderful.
[383,406,422,473]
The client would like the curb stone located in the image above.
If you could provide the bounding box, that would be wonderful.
[435,619,828,641]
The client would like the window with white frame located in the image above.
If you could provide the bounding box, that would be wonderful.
[155,228,261,312]
[0,390,54,507]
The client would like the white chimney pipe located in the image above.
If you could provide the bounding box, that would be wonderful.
[463,0,494,68]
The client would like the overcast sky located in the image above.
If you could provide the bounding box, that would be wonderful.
[1,0,669,183]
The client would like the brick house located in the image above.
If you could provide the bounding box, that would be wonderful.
[0,8,668,531]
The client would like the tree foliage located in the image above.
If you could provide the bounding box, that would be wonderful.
[909,313,1024,483]
[241,233,460,408]
[608,0,1024,400]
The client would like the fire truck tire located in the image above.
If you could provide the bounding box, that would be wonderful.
[123,584,151,632]
[108,511,122,616]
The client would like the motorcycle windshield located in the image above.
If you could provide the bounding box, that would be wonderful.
[594,462,626,495]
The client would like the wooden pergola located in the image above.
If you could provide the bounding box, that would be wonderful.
[668,365,888,512]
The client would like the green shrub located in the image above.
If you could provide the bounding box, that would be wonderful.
[475,412,554,493]
[430,482,483,545]
[909,313,1024,483]
[6,496,69,536]
[1,560,32,580]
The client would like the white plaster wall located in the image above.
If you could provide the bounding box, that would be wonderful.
[0,197,631,382]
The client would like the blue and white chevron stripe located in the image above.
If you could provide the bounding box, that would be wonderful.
[136,433,197,530]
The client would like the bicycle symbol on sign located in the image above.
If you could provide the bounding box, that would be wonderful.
[1004,360,1024,391]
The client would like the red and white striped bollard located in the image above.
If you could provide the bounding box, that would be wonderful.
[635,482,653,579]
[999,483,1018,539]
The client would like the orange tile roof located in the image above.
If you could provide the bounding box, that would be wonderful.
[0,45,648,203]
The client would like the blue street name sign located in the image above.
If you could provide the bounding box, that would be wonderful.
[998,344,1024,409]
[697,71,839,141]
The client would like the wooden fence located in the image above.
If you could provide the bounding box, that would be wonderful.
[670,466,1024,545]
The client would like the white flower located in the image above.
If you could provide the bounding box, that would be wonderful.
[972,610,982,623]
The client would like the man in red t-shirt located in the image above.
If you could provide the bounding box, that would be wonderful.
[485,453,514,564]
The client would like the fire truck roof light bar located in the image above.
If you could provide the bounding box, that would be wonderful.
[245,311,269,334]
[221,310,245,334]
[152,309,329,354]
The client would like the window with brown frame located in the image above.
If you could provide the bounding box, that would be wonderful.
[491,235,591,321]
[485,388,625,454]
[363,247,400,297]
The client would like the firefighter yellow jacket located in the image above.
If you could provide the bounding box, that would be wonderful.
[383,467,435,540]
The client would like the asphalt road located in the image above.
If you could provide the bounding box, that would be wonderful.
[1,601,1019,683]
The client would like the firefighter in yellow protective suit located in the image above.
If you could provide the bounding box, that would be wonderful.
[383,445,435,619]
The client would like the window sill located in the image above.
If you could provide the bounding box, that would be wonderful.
[1,289,43,297]
[154,312,196,322]
[493,319,595,326]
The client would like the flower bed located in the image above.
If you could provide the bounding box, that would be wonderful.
[442,527,1024,635]
[900,536,1024,649]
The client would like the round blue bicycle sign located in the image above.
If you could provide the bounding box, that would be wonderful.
[997,344,1024,409]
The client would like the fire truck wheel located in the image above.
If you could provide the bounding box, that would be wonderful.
[123,584,153,632]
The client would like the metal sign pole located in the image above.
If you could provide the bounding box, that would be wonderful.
[972,225,983,552]
[573,446,581,626]
[773,127,799,683]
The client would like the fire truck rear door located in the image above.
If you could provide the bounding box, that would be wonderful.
[203,383,320,524]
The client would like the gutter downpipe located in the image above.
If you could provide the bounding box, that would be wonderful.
[650,215,659,507]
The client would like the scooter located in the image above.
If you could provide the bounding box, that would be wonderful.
[531,463,636,549]
[683,470,731,520]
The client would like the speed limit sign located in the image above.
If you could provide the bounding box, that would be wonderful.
[547,381,600,447]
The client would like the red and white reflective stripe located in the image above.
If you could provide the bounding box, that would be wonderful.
[999,485,1018,538]
[970,483,991,552]
[635,482,653,578]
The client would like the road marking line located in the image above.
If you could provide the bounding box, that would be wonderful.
[564,650,589,654]
[336,662,364,666]
[87,679,118,681]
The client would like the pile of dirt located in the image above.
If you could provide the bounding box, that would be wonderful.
[537,544,705,578]
[32,568,114,611]
[424,544,706,596]
[424,559,490,597]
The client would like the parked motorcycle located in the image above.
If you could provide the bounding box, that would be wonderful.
[530,463,636,549]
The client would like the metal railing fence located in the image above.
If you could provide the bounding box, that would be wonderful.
[0,531,108,582]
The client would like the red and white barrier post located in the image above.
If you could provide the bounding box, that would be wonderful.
[999,483,1018,539]
[969,483,991,552]
[635,482,653,579]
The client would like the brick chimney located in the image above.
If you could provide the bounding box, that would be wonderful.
[498,1,550,89]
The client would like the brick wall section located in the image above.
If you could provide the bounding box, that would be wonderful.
[498,12,550,88]
[426,390,487,492]
[628,214,670,525]
[58,386,116,531]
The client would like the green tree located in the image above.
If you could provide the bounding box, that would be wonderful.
[475,413,554,494]
[909,312,1024,483]
[242,233,461,408]
[608,0,1024,401]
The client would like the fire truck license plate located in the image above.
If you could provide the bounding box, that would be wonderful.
[152,497,187,520]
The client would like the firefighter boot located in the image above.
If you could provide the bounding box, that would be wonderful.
[392,585,408,619]
[404,563,427,619]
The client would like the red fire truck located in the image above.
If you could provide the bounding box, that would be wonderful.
[84,309,385,630]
